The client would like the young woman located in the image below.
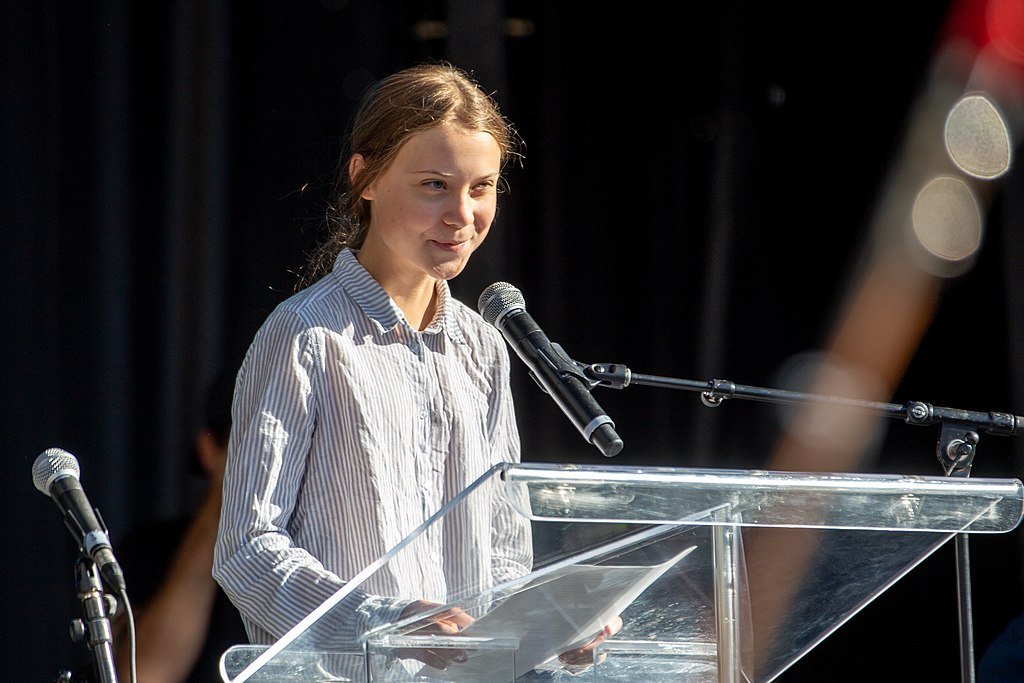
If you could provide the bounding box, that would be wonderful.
[213,61,617,676]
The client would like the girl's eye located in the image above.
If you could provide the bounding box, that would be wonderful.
[424,180,446,190]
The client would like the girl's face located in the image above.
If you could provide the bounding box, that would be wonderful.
[353,123,502,289]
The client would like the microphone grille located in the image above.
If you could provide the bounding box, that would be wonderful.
[32,447,80,494]
[478,281,526,326]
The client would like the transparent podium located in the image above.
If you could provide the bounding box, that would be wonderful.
[219,461,1023,682]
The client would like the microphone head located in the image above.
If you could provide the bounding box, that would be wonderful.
[33,447,80,494]
[478,281,526,326]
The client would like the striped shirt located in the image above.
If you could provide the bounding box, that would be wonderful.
[212,248,533,650]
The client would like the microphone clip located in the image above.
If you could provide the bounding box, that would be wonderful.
[582,363,632,390]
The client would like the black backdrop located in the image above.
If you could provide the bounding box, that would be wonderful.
[5,2,1024,681]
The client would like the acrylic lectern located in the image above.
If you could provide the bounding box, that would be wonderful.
[218,461,1023,682]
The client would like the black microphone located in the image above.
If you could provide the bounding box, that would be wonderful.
[478,282,623,457]
[33,447,127,593]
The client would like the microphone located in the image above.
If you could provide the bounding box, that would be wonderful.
[32,447,127,593]
[478,282,624,457]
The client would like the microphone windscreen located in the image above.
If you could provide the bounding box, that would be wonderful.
[33,447,80,494]
[478,282,526,326]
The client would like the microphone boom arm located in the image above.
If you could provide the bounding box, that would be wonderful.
[582,362,1023,475]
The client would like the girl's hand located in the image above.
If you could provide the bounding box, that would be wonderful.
[394,600,476,670]
[557,615,624,667]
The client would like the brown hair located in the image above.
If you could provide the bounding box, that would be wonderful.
[297,61,523,290]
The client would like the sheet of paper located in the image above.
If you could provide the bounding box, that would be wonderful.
[416,526,698,681]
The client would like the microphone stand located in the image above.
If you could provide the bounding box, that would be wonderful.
[581,362,1023,682]
[68,555,119,683]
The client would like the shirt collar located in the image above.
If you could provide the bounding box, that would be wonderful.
[331,248,467,344]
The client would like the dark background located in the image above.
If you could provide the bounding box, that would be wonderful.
[5,1,1024,681]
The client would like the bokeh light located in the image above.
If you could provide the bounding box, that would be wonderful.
[911,175,982,275]
[945,94,1012,178]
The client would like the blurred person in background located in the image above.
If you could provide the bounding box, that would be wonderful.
[108,368,248,682]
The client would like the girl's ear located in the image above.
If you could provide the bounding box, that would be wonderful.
[349,154,373,200]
